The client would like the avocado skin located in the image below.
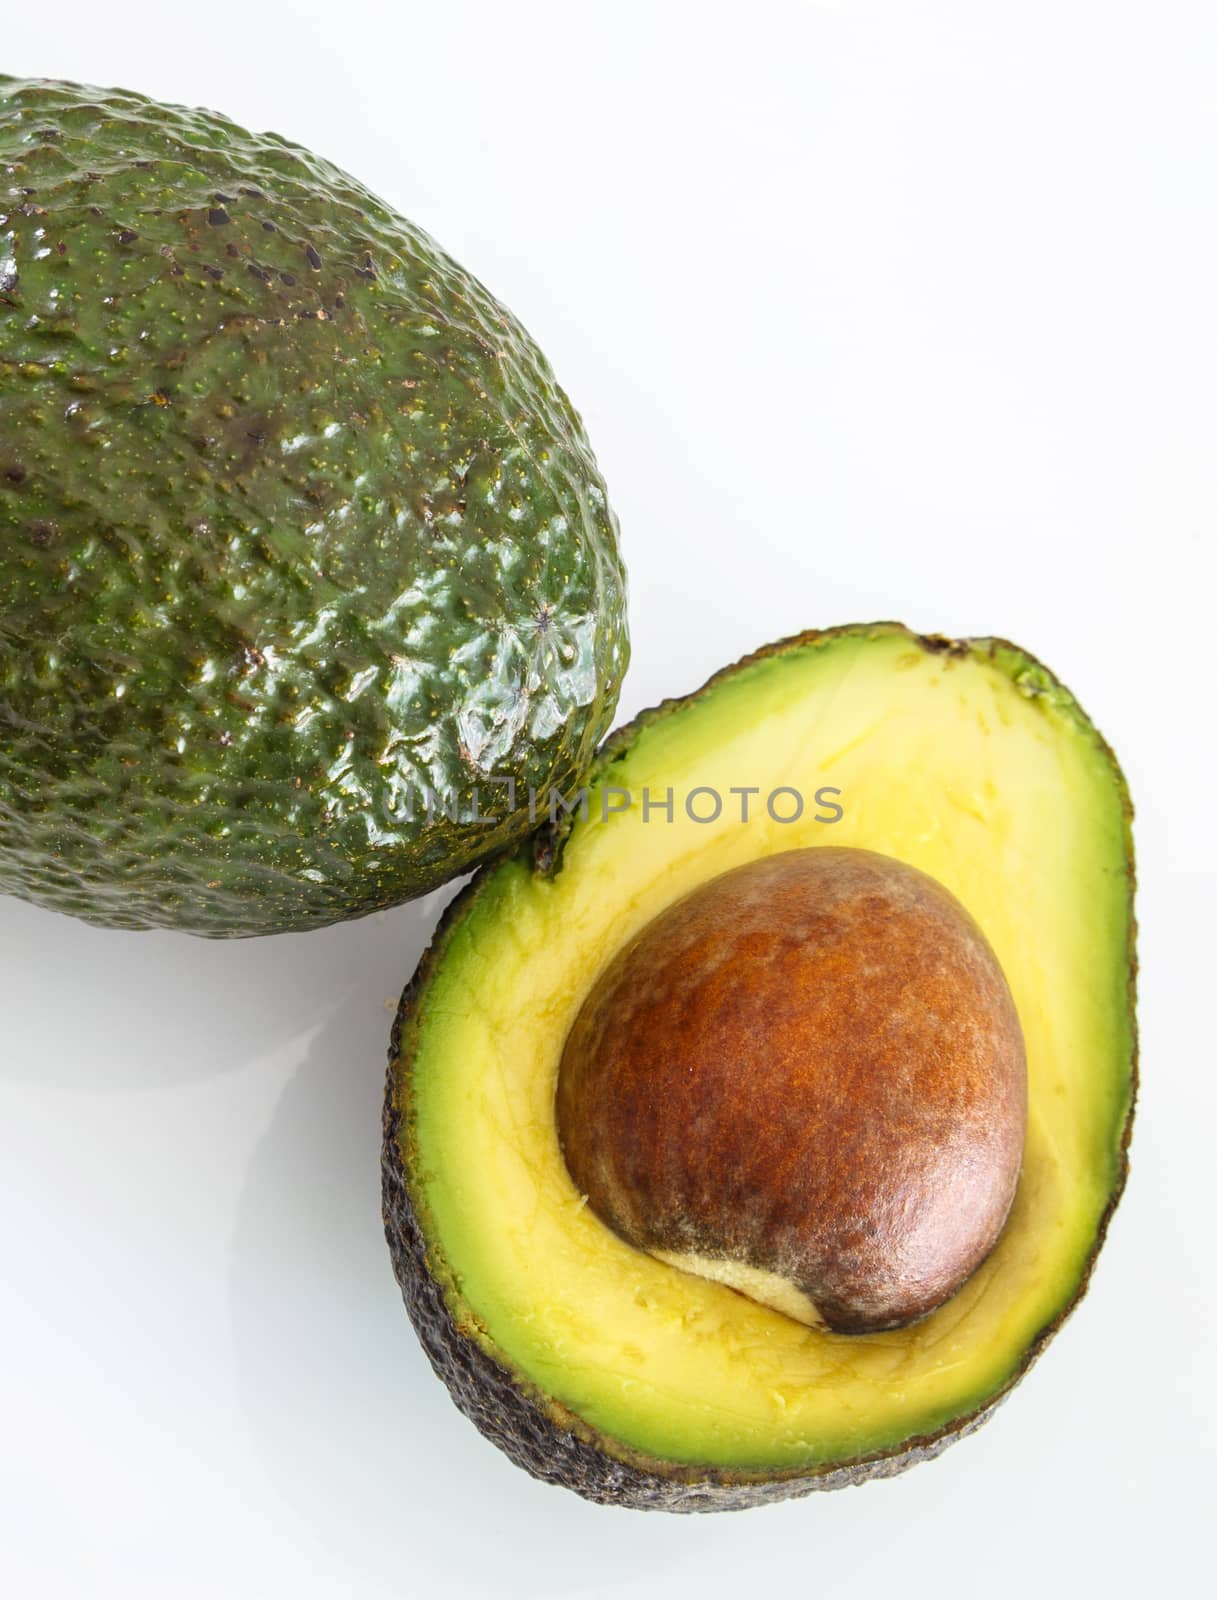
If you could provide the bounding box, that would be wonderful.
[382,623,1137,1511]
[0,77,627,935]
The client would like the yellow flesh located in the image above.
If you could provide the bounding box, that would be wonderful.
[406,629,1134,1470]
[651,1251,827,1328]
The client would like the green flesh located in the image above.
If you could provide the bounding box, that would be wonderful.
[392,625,1135,1475]
[0,76,626,935]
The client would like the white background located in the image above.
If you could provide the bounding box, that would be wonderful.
[2,3,1215,1596]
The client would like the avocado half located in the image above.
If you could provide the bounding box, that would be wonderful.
[383,623,1136,1511]
[0,77,626,936]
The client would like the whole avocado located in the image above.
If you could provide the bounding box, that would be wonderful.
[0,76,627,936]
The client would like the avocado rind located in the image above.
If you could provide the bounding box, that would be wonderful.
[0,76,627,935]
[382,622,1136,1511]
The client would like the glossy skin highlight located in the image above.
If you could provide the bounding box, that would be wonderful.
[0,76,627,934]
[557,847,1027,1333]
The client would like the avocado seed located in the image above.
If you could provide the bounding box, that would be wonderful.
[556,847,1026,1334]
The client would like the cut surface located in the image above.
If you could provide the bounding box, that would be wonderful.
[556,846,1028,1334]
[392,625,1135,1474]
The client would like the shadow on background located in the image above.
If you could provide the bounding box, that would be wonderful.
[0,890,450,1092]
[227,901,712,1595]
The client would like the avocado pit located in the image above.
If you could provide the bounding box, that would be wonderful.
[556,846,1027,1334]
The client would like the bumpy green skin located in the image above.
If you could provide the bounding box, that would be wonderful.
[382,624,1137,1511]
[0,77,627,935]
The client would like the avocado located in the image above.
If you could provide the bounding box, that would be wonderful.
[383,623,1136,1510]
[0,76,627,936]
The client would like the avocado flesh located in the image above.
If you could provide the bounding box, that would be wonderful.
[388,624,1135,1492]
[0,77,627,935]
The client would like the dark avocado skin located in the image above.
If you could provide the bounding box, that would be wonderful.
[0,77,627,935]
[382,624,1137,1511]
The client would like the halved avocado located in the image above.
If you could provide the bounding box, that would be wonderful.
[382,623,1136,1510]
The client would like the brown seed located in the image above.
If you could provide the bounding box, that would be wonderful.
[556,846,1027,1334]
